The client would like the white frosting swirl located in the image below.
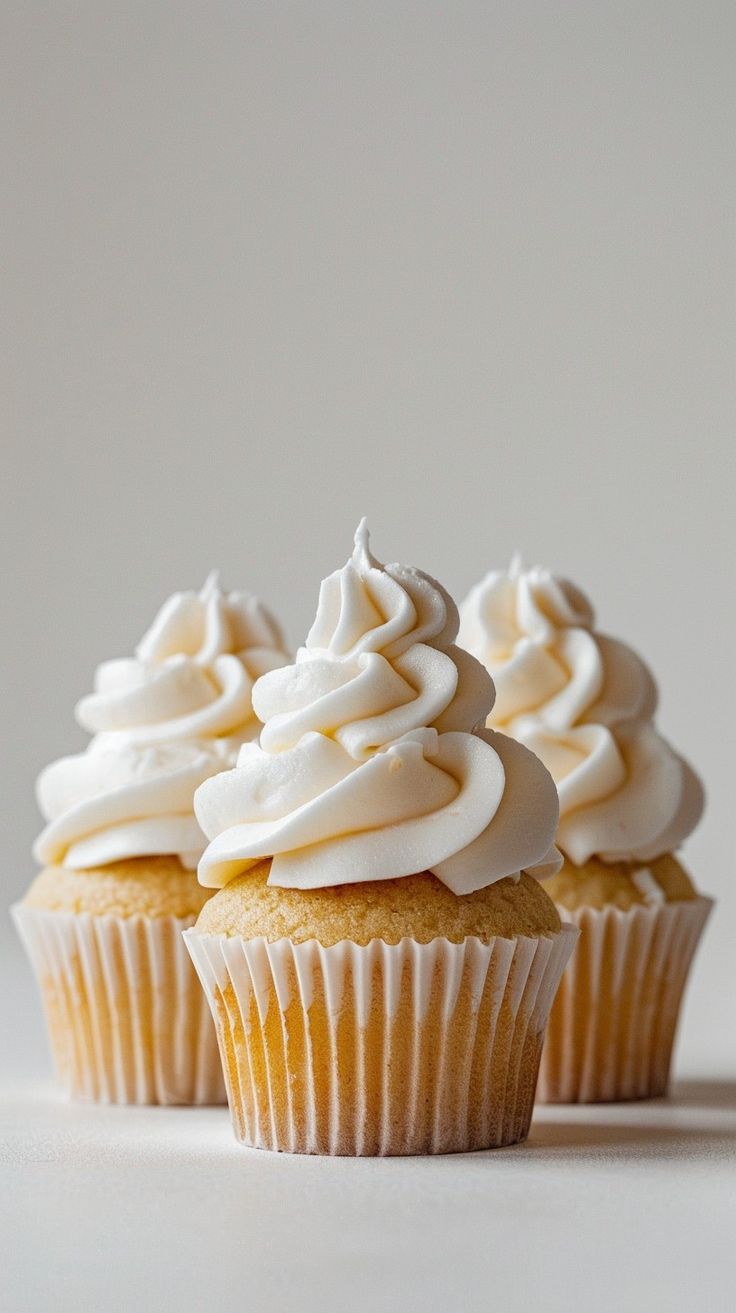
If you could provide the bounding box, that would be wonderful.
[195,524,560,893]
[34,576,288,870]
[458,559,704,865]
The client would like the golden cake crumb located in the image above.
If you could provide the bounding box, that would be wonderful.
[544,852,696,912]
[25,856,214,920]
[195,862,561,944]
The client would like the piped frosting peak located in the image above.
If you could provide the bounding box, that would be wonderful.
[34,577,288,870]
[458,561,703,865]
[195,527,561,893]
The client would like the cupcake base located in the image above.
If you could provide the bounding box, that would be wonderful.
[12,903,226,1105]
[536,896,712,1103]
[184,925,578,1155]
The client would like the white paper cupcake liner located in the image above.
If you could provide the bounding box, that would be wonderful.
[12,903,226,1106]
[536,896,713,1104]
[184,924,578,1155]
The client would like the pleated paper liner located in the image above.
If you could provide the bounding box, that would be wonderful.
[184,925,578,1155]
[536,896,713,1104]
[12,904,226,1106]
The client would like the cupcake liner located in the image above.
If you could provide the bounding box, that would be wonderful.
[536,896,713,1104]
[12,903,226,1106]
[184,924,578,1155]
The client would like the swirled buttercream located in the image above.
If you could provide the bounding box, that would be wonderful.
[458,558,703,865]
[195,523,561,893]
[34,576,288,869]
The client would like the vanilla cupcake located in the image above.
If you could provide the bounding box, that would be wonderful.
[14,575,288,1105]
[459,559,711,1102]
[184,525,577,1155]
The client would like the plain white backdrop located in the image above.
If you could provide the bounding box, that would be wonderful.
[1,5,734,1309]
[3,0,733,1071]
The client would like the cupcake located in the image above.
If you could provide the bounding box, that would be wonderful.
[14,574,288,1105]
[458,558,711,1102]
[184,524,577,1155]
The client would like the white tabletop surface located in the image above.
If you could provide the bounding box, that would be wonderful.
[2,933,734,1313]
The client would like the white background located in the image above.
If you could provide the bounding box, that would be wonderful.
[2,3,734,1310]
